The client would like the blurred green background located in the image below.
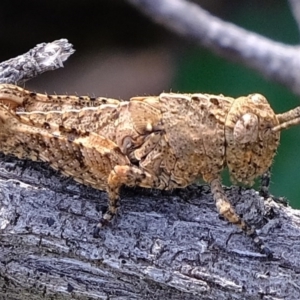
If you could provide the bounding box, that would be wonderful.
[0,0,299,207]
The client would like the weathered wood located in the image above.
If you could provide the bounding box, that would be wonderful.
[0,39,74,84]
[0,154,300,300]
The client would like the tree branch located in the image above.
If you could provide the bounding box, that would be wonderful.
[127,0,300,96]
[289,0,300,33]
[0,39,75,84]
[0,155,300,299]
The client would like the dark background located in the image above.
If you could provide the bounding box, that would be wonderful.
[1,0,300,207]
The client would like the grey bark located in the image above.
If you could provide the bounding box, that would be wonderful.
[1,155,300,300]
[1,154,300,300]
[0,41,300,299]
[127,0,300,97]
[0,39,75,84]
[289,0,300,33]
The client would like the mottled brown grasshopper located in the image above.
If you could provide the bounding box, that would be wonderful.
[0,84,298,256]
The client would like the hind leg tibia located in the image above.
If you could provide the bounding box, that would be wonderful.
[210,178,272,257]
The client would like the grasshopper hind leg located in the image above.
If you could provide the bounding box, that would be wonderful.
[210,178,273,258]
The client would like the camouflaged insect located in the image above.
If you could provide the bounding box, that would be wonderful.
[0,84,298,256]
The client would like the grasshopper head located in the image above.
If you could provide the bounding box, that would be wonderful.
[225,94,280,185]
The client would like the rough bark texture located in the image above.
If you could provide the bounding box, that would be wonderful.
[1,154,300,300]
[0,39,74,84]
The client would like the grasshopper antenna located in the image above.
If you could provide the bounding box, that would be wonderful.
[273,107,300,132]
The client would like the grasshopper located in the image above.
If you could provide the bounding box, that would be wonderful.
[0,84,298,256]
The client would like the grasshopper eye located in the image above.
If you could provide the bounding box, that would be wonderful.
[233,113,258,143]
